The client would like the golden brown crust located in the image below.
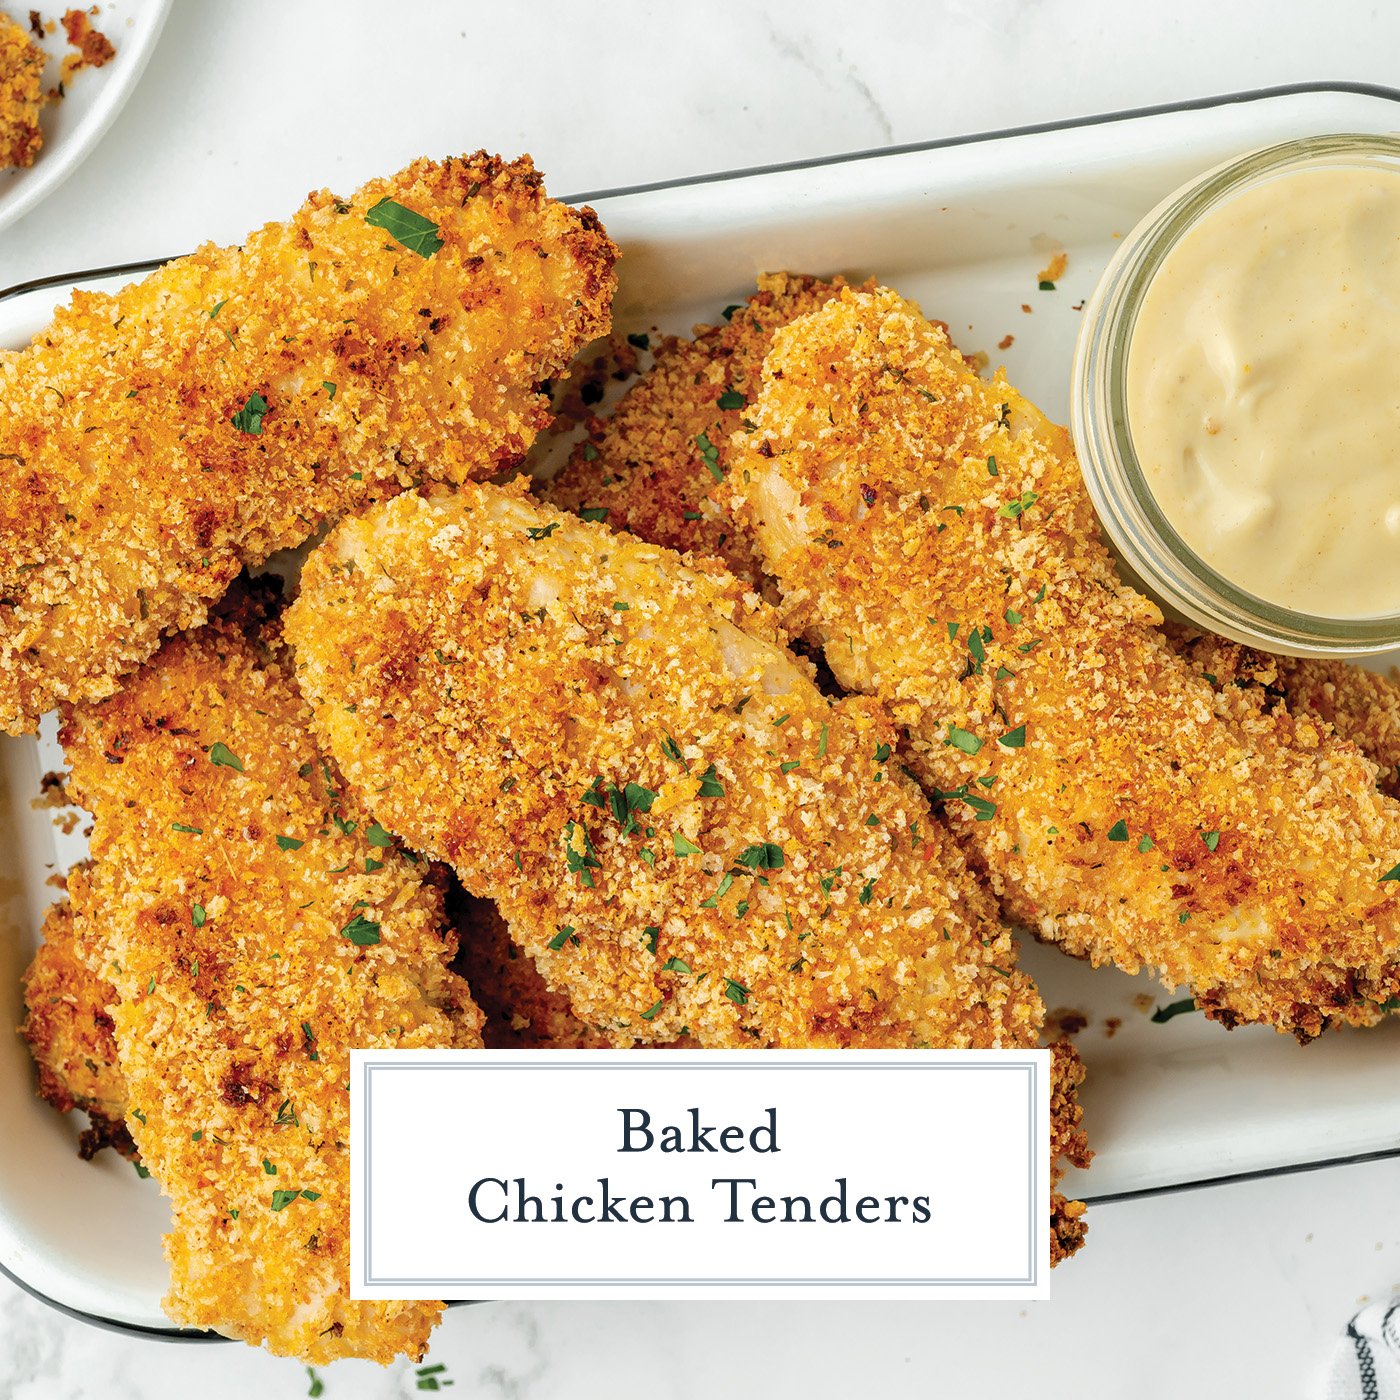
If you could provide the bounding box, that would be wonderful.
[21,893,127,1125]
[0,152,618,734]
[731,286,1400,1039]
[287,479,1042,1053]
[1169,624,1400,801]
[61,606,482,1363]
[0,11,44,168]
[545,274,851,587]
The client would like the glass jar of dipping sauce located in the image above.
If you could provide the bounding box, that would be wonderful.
[1072,134,1400,657]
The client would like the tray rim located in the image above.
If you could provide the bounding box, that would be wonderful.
[4,76,1400,1340]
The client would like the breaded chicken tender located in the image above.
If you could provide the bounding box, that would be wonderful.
[21,892,136,1160]
[0,12,44,169]
[61,595,483,1363]
[0,152,617,736]
[546,273,848,586]
[730,286,1400,1039]
[286,479,1041,1054]
[1169,624,1400,802]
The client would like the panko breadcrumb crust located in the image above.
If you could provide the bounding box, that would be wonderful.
[730,286,1400,1039]
[286,479,1042,1053]
[545,273,851,586]
[20,891,136,1160]
[0,151,617,735]
[0,11,43,168]
[1169,624,1400,802]
[60,591,483,1364]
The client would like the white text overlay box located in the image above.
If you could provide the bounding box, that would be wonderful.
[351,1049,1051,1302]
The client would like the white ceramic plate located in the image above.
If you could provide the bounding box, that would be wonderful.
[0,0,170,236]
[4,82,1400,1336]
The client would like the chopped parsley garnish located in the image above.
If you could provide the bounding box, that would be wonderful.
[365,197,444,257]
[270,1189,302,1212]
[661,732,688,768]
[263,1157,277,1175]
[133,1162,151,1179]
[700,872,736,908]
[944,724,982,756]
[717,388,746,411]
[208,298,227,319]
[322,381,337,400]
[548,926,577,951]
[721,304,742,321]
[276,835,304,851]
[986,456,998,476]
[230,392,269,436]
[192,904,207,927]
[1039,279,1056,291]
[339,913,381,946]
[736,842,784,870]
[640,999,664,1021]
[563,820,601,884]
[572,505,609,526]
[697,763,725,798]
[999,491,1039,520]
[526,522,560,541]
[724,978,749,1004]
[998,724,1026,749]
[672,833,702,857]
[818,724,829,758]
[1106,820,1129,842]
[859,877,877,906]
[306,1368,324,1398]
[1202,830,1221,852]
[934,784,998,821]
[874,742,892,763]
[661,957,691,974]
[627,332,650,350]
[365,821,395,847]
[1150,998,1196,1024]
[275,1099,300,1127]
[1137,834,1154,853]
[780,760,801,774]
[642,925,660,955]
[171,822,203,835]
[1004,607,1022,626]
[1381,862,1400,883]
[209,741,243,772]
[695,432,723,482]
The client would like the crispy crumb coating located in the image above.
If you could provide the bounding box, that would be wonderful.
[0,152,618,735]
[286,479,1041,1054]
[729,286,1400,1039]
[1048,1040,1089,1264]
[60,605,483,1363]
[1169,624,1400,802]
[449,890,611,1049]
[0,12,44,169]
[545,273,848,586]
[20,892,136,1158]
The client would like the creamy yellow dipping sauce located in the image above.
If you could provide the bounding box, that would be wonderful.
[1126,163,1400,620]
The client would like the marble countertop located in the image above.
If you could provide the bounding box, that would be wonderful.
[6,2,1400,1396]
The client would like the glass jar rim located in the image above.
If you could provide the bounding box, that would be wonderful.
[1072,132,1400,657]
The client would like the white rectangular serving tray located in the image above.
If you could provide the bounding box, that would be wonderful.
[4,82,1400,1335]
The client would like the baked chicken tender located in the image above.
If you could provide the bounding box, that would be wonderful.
[286,479,1041,1054]
[21,892,135,1160]
[1169,625,1400,802]
[0,152,617,735]
[61,602,482,1363]
[546,273,848,586]
[0,12,44,169]
[729,286,1400,1039]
